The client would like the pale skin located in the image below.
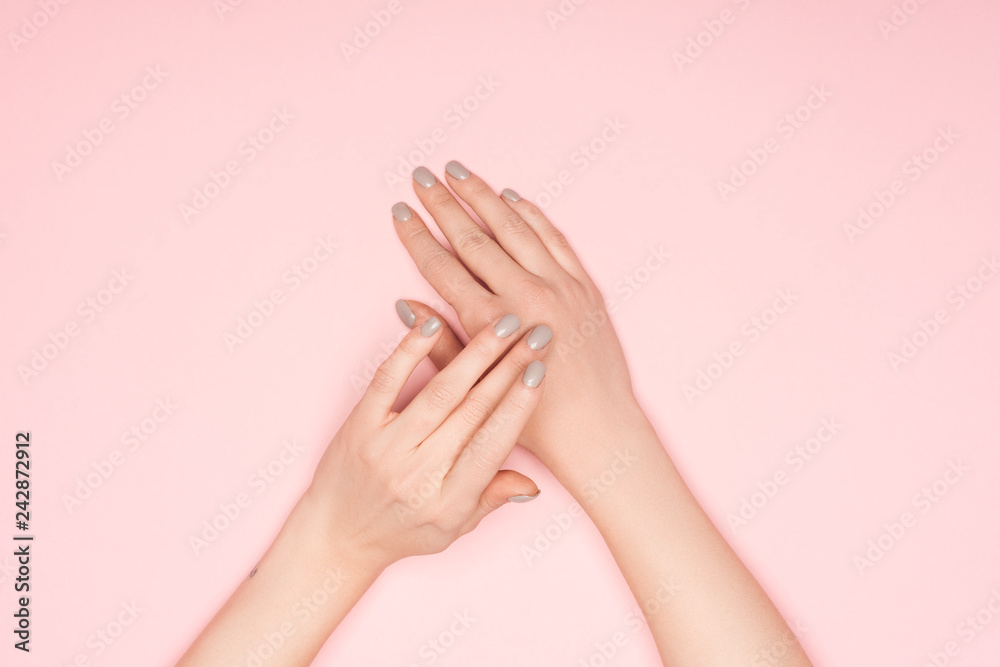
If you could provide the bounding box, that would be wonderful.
[391,161,814,666]
[177,160,813,666]
[176,314,550,666]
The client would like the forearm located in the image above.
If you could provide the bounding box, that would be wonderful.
[176,490,381,667]
[543,400,811,666]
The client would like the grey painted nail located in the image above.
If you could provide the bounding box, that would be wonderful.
[445,160,470,180]
[526,325,553,350]
[522,360,546,388]
[508,490,541,503]
[391,202,412,221]
[413,166,437,188]
[494,313,520,338]
[421,317,442,337]
[501,188,521,202]
[395,299,415,328]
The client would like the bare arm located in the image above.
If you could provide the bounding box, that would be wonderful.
[393,160,812,666]
[177,310,549,665]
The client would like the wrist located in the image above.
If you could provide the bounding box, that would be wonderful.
[287,487,387,584]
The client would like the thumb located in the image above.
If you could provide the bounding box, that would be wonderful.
[395,299,465,370]
[459,469,540,535]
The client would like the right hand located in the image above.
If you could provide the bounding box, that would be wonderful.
[392,161,646,474]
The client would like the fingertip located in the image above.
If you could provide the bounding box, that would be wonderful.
[420,316,442,337]
[395,299,416,328]
[507,488,541,503]
[522,360,547,388]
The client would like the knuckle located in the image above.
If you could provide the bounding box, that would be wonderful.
[426,189,455,209]
[421,250,454,278]
[456,227,492,254]
[465,178,493,198]
[460,396,493,427]
[515,278,554,312]
[426,382,457,410]
[549,230,570,248]
[368,366,397,394]
[498,212,529,236]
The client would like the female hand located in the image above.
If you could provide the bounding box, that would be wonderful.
[305,309,550,573]
[176,312,550,667]
[391,161,641,476]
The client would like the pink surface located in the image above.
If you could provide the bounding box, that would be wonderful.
[2,0,999,665]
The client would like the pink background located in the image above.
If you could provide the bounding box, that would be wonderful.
[3,0,999,665]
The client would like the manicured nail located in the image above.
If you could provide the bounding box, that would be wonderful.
[445,160,470,180]
[494,313,520,338]
[508,489,541,503]
[501,188,521,202]
[522,360,546,388]
[526,325,553,350]
[421,317,441,337]
[391,202,412,222]
[413,166,437,188]
[395,299,415,328]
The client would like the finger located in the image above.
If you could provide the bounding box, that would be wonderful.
[355,315,444,424]
[396,299,465,370]
[396,312,527,442]
[442,359,546,502]
[427,324,551,464]
[410,166,529,290]
[457,469,540,535]
[497,187,592,283]
[392,201,490,313]
[441,161,564,278]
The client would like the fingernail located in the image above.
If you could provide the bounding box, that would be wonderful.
[420,317,441,337]
[508,489,541,503]
[494,313,520,338]
[445,160,470,180]
[391,202,412,222]
[395,299,415,328]
[501,188,521,202]
[522,360,546,388]
[413,166,437,188]
[526,325,553,350]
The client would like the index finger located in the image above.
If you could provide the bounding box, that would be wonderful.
[442,360,546,503]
